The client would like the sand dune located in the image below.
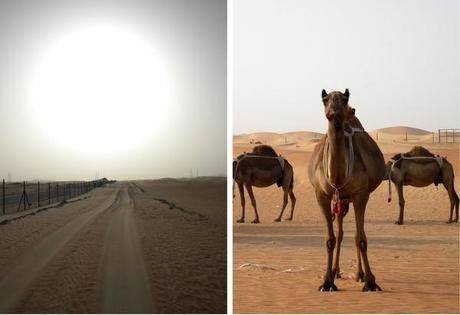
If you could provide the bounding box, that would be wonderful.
[233,126,458,155]
[372,126,432,135]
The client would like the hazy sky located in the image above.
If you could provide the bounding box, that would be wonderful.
[0,0,226,181]
[234,0,459,134]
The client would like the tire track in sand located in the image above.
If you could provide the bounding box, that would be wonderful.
[101,186,154,313]
[0,187,120,312]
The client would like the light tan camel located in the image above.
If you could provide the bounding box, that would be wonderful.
[233,145,296,223]
[384,146,459,224]
[308,89,385,291]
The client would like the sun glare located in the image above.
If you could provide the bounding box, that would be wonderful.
[29,23,171,155]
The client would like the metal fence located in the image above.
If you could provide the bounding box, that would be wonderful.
[1,178,108,216]
[438,129,460,143]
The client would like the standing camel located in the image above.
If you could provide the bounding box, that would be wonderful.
[233,145,296,223]
[308,89,385,291]
[384,146,459,224]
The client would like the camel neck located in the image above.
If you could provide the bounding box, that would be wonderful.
[327,121,348,187]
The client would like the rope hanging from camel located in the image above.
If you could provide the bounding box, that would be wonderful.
[387,155,443,202]
[323,124,365,213]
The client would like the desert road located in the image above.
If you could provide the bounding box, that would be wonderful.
[0,179,227,313]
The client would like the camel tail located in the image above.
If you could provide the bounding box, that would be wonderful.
[445,159,459,212]
[452,173,459,210]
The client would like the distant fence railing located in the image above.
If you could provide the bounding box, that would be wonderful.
[1,178,110,216]
[438,129,460,143]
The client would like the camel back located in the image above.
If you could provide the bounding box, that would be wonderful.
[390,146,444,185]
[234,145,291,188]
[252,145,278,157]
[391,146,434,161]
[251,145,286,187]
[391,146,444,167]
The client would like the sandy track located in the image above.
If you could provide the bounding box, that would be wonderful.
[0,186,119,312]
[101,186,154,313]
[0,179,225,313]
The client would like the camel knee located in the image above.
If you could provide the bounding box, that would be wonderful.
[359,239,367,252]
[326,238,336,252]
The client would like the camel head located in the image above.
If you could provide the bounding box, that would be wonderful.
[321,89,352,125]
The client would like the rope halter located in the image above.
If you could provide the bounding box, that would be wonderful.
[322,124,365,212]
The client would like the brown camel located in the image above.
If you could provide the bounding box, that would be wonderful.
[384,146,459,224]
[308,89,385,291]
[233,145,296,223]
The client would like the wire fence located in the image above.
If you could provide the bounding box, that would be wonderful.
[1,178,109,216]
[438,129,460,143]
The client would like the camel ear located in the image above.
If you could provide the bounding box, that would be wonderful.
[321,89,328,98]
[351,107,355,115]
[344,88,350,99]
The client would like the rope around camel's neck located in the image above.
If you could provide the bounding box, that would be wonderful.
[326,125,348,189]
[324,121,364,192]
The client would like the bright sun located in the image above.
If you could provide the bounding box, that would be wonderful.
[29,24,171,155]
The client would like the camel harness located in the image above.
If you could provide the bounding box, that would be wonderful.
[323,124,365,214]
[387,154,444,202]
[232,154,286,197]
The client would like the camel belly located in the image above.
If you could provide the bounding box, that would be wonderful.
[399,163,440,187]
[250,169,282,187]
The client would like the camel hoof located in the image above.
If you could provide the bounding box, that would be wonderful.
[446,220,453,224]
[318,281,338,292]
[285,217,293,221]
[251,219,260,224]
[394,220,403,225]
[354,272,364,283]
[237,218,244,223]
[273,218,281,222]
[362,281,382,292]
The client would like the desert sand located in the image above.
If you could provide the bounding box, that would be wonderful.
[233,126,459,314]
[0,178,226,313]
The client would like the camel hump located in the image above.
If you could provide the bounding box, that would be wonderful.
[251,145,278,157]
[406,146,435,158]
[391,146,435,161]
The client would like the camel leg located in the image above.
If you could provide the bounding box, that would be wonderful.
[274,188,288,222]
[315,190,337,291]
[395,183,405,225]
[354,230,365,282]
[237,181,245,223]
[286,189,296,221]
[353,193,382,291]
[332,203,347,279]
[332,203,349,278]
[245,184,260,224]
[442,175,459,223]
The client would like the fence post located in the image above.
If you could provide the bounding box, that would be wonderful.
[2,179,5,215]
[23,181,26,211]
[38,181,40,207]
[63,183,66,201]
[48,183,51,205]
